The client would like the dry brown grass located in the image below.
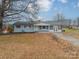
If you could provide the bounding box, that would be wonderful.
[0,33,79,59]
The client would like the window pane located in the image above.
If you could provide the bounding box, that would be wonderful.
[16,25,20,28]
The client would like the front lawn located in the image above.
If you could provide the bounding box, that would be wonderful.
[0,33,79,59]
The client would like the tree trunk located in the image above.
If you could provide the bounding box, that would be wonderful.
[0,18,2,32]
[0,10,4,31]
[0,0,5,32]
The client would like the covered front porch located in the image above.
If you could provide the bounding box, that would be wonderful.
[34,23,62,32]
[34,23,50,32]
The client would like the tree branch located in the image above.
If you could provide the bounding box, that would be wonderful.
[5,0,32,17]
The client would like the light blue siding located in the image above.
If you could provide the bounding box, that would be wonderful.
[14,26,35,32]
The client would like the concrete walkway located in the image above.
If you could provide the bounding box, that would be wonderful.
[53,32,79,46]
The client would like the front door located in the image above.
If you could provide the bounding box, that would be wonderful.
[53,26,58,32]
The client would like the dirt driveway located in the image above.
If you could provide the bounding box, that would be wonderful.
[53,32,79,46]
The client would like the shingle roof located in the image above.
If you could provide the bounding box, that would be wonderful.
[13,21,34,26]
[43,20,70,26]
[13,20,70,26]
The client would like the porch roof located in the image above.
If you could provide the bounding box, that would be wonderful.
[34,23,50,26]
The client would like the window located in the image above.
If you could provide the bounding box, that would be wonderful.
[43,26,46,29]
[39,26,48,29]
[50,26,53,30]
[24,25,32,28]
[45,26,48,29]
[39,26,41,29]
[24,25,27,28]
[29,25,31,28]
[16,25,20,28]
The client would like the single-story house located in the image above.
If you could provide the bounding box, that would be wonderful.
[13,21,62,32]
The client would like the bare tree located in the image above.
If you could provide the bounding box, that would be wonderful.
[0,0,39,31]
[54,13,65,28]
